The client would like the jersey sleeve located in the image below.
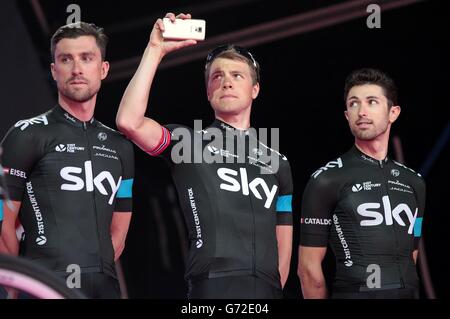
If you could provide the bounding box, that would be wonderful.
[0,124,42,201]
[300,171,339,247]
[275,157,293,226]
[145,125,171,156]
[154,124,194,165]
[114,138,135,212]
[412,175,426,249]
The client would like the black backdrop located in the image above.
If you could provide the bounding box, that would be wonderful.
[1,0,448,298]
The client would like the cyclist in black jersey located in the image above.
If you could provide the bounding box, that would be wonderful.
[298,68,426,299]
[0,22,134,299]
[116,13,293,299]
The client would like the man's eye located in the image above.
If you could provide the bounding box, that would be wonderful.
[349,101,358,108]
[369,99,378,105]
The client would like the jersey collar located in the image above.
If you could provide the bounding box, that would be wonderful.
[54,104,96,128]
[210,119,254,138]
[351,145,389,167]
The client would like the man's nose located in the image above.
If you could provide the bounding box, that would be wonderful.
[71,59,83,75]
[358,103,369,117]
[222,74,233,89]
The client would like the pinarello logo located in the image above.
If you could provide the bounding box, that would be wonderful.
[391,169,400,177]
[36,235,47,246]
[97,132,107,141]
[3,167,10,174]
[352,184,363,192]
[196,239,203,248]
[344,260,353,267]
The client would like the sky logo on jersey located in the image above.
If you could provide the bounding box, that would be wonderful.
[60,161,122,205]
[312,158,343,179]
[217,167,278,208]
[357,195,417,234]
[15,115,48,131]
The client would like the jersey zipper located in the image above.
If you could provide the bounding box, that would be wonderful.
[379,161,404,289]
[243,135,256,276]
[250,190,256,276]
[83,121,104,273]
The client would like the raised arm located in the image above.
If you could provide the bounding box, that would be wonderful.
[116,13,197,153]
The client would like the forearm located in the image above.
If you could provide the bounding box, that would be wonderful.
[413,249,418,264]
[110,212,131,261]
[111,232,125,261]
[0,227,19,255]
[276,225,293,288]
[278,255,290,289]
[116,45,164,132]
[0,201,20,255]
[299,267,328,299]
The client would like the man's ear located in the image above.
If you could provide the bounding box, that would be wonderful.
[50,63,56,81]
[252,83,260,100]
[389,105,401,123]
[101,61,110,80]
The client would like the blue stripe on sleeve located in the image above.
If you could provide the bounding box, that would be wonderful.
[116,179,133,198]
[276,195,292,213]
[0,200,4,221]
[414,217,423,237]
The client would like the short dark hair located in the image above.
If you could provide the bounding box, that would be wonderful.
[50,22,108,62]
[344,68,398,107]
[204,44,260,86]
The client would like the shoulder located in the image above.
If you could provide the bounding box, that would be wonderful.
[164,124,193,133]
[2,110,53,143]
[96,121,134,153]
[310,155,346,180]
[391,160,426,188]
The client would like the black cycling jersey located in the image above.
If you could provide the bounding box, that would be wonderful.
[150,119,293,290]
[0,105,134,278]
[300,145,425,294]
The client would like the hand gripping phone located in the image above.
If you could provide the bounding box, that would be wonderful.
[162,18,206,41]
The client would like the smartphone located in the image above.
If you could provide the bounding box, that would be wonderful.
[162,18,206,41]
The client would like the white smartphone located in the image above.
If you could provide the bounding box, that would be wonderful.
[162,18,206,41]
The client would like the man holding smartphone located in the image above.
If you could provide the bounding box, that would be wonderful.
[116,13,293,299]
